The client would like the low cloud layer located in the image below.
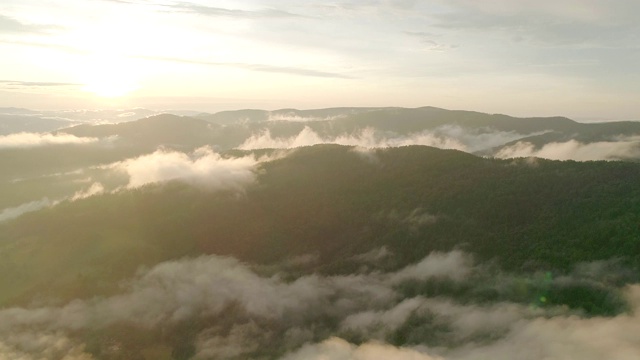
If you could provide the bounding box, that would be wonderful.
[108,146,259,191]
[283,285,640,360]
[267,114,346,122]
[0,198,52,222]
[238,126,529,152]
[0,147,264,222]
[282,337,443,360]
[0,132,98,148]
[495,138,640,161]
[70,182,105,201]
[0,251,468,358]
[388,250,472,284]
[0,249,637,359]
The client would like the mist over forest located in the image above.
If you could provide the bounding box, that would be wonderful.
[0,106,639,359]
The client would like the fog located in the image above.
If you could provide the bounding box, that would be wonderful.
[0,132,98,148]
[0,249,636,359]
[0,198,52,222]
[238,126,532,153]
[495,138,640,161]
[108,146,259,191]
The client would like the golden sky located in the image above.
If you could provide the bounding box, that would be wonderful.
[0,0,638,119]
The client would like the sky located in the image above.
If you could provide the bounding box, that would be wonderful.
[0,0,639,120]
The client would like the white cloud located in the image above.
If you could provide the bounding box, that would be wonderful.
[446,285,640,360]
[238,126,466,150]
[237,127,326,149]
[352,246,392,264]
[70,182,104,201]
[0,250,638,360]
[268,113,346,122]
[388,250,472,284]
[495,139,640,161]
[0,251,464,333]
[435,125,540,152]
[237,126,529,152]
[0,132,97,148]
[285,285,640,360]
[0,198,52,222]
[0,183,106,223]
[0,254,383,332]
[416,297,537,342]
[340,297,426,338]
[109,146,259,191]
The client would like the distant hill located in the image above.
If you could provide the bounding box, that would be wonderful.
[0,113,76,135]
[0,108,160,135]
[55,107,640,160]
[60,113,221,149]
[52,107,584,152]
[195,107,383,125]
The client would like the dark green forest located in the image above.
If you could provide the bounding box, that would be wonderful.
[1,145,638,311]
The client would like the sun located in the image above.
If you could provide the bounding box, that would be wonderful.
[80,55,140,98]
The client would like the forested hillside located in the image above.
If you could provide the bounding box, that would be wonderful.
[1,145,638,309]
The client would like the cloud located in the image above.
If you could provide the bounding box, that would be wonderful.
[495,138,640,161]
[1,147,261,222]
[164,2,303,19]
[268,113,347,122]
[0,80,81,88]
[237,127,465,150]
[0,181,108,223]
[193,322,266,359]
[237,125,532,152]
[432,0,640,48]
[0,249,638,359]
[135,55,354,79]
[0,39,88,54]
[340,297,427,338]
[0,251,464,353]
[287,284,640,360]
[0,15,59,34]
[404,31,458,52]
[445,285,640,360]
[238,126,329,149]
[108,146,259,191]
[70,182,105,201]
[0,198,52,222]
[383,208,438,231]
[0,250,470,329]
[0,132,98,148]
[388,250,472,284]
[0,332,93,360]
[352,246,393,264]
[281,337,443,360]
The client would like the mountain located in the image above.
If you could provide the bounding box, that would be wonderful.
[0,113,76,135]
[2,107,640,359]
[195,107,383,125]
[0,108,162,135]
[60,113,222,149]
[1,145,638,307]
[61,106,640,159]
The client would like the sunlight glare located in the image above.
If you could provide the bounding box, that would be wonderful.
[80,55,140,98]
